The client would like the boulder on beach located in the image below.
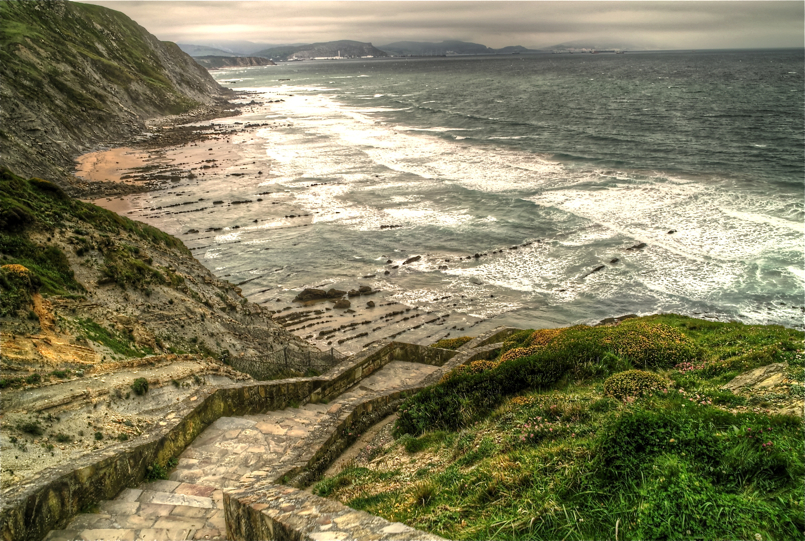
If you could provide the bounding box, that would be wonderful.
[403,255,421,265]
[326,288,346,298]
[348,289,360,297]
[358,285,372,294]
[626,242,648,251]
[366,301,375,308]
[334,299,351,309]
[294,288,328,301]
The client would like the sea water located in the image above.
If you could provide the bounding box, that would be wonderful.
[111,50,805,349]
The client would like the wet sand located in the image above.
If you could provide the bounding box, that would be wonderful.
[75,147,152,184]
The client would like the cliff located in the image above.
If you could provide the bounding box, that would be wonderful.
[0,0,228,187]
[0,167,309,376]
[194,56,276,69]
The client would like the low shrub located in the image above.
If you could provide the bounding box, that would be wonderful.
[0,264,40,315]
[603,370,666,399]
[94,431,103,440]
[54,433,72,443]
[606,319,701,369]
[131,377,148,395]
[18,421,43,436]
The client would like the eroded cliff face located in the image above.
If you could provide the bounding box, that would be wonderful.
[0,168,309,377]
[0,0,229,185]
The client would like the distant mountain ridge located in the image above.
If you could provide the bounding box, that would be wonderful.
[254,40,388,60]
[378,40,542,56]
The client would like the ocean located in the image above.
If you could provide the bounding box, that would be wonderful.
[90,50,805,353]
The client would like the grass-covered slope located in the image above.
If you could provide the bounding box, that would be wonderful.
[0,0,225,183]
[314,316,804,540]
[0,167,306,377]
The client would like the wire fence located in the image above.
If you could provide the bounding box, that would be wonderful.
[228,346,348,380]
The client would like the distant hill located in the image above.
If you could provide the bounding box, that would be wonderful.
[253,40,389,61]
[194,56,276,70]
[178,40,278,56]
[378,40,543,56]
[0,0,225,185]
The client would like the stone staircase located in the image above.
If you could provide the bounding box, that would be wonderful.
[45,481,225,541]
[44,361,439,541]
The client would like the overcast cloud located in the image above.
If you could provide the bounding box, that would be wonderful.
[81,1,804,50]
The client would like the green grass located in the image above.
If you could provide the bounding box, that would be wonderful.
[313,316,804,540]
[77,318,151,358]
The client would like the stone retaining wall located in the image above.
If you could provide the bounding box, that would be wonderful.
[0,339,460,541]
[224,485,445,541]
[224,338,509,541]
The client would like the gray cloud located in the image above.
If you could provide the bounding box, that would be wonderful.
[80,1,804,50]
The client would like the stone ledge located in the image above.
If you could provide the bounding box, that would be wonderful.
[224,485,445,541]
[1,338,463,541]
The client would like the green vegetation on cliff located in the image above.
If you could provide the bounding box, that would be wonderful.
[0,0,223,182]
[315,316,804,540]
[0,167,186,314]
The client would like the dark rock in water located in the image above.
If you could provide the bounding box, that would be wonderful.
[386,260,392,264]
[366,301,375,308]
[582,264,606,279]
[610,258,620,264]
[213,201,224,205]
[438,265,448,270]
[185,229,199,234]
[474,253,481,259]
[333,299,351,309]
[626,242,647,251]
[348,289,360,297]
[667,230,677,234]
[391,265,399,269]
[358,285,372,294]
[345,308,356,314]
[384,270,391,275]
[294,288,328,301]
[326,288,346,298]
[403,255,421,265]
[362,274,375,278]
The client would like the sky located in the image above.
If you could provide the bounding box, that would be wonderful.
[81,1,805,51]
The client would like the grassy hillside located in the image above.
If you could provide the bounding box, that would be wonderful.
[314,316,804,540]
[0,0,225,184]
[0,167,307,378]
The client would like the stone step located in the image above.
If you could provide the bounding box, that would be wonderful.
[44,527,197,540]
[45,482,226,541]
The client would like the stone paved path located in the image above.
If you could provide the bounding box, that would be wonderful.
[45,361,438,541]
